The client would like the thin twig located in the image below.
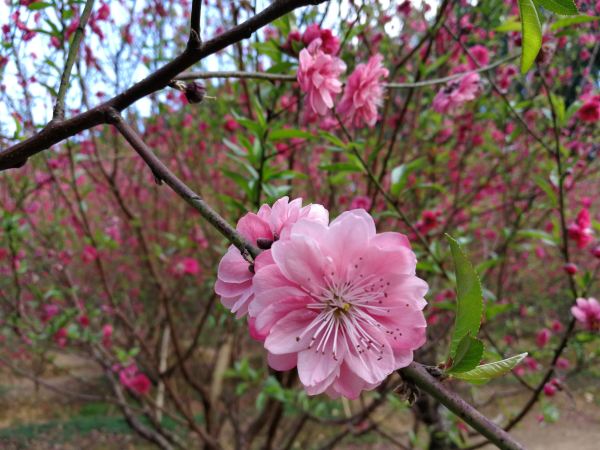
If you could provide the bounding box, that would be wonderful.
[399,363,526,450]
[107,109,260,259]
[53,0,96,120]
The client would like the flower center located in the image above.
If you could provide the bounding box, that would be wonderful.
[295,268,395,361]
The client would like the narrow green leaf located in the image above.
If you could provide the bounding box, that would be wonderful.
[319,162,362,173]
[446,235,484,358]
[534,0,578,15]
[448,336,484,373]
[533,175,558,207]
[550,15,600,30]
[269,128,313,141]
[550,93,566,126]
[28,1,52,10]
[319,131,347,149]
[390,157,426,197]
[518,0,543,73]
[452,353,528,384]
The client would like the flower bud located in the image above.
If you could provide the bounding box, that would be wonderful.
[184,81,206,104]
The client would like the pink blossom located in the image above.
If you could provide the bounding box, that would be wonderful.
[563,262,578,275]
[102,324,113,347]
[536,328,551,348]
[119,364,151,395]
[550,320,563,333]
[577,99,600,122]
[524,356,540,371]
[81,245,99,263]
[216,197,328,318]
[543,382,557,397]
[433,73,481,114]
[172,257,201,277]
[302,24,340,55]
[468,45,490,69]
[297,39,346,116]
[350,195,372,211]
[54,328,68,347]
[249,209,428,398]
[41,304,60,323]
[556,357,569,369]
[416,210,441,235]
[337,54,389,128]
[571,297,600,331]
[567,209,594,249]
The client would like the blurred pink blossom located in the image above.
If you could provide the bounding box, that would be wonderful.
[571,297,600,331]
[337,54,388,128]
[433,73,481,114]
[297,39,346,115]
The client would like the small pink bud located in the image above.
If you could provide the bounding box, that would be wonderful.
[543,383,557,397]
[563,263,578,275]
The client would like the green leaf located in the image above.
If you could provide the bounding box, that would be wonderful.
[516,229,557,246]
[28,1,52,10]
[550,15,600,30]
[390,157,426,197]
[518,0,543,73]
[452,353,528,384]
[269,128,313,141]
[319,131,347,149]
[550,93,566,127]
[533,0,578,15]
[446,235,484,358]
[495,20,522,32]
[319,162,362,173]
[448,336,484,373]
[533,174,558,207]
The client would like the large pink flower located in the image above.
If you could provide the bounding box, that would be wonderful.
[432,72,481,114]
[249,210,428,398]
[215,197,328,318]
[571,297,600,331]
[297,39,346,115]
[337,54,389,128]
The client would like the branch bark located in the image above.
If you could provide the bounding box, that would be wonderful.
[107,110,260,259]
[399,363,526,450]
[53,0,96,120]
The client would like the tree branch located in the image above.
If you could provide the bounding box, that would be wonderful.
[107,109,260,259]
[399,363,526,450]
[53,0,96,120]
[175,55,518,88]
[188,0,202,49]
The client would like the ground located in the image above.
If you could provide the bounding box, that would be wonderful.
[1,354,599,449]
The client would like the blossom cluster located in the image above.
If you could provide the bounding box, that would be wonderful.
[216,197,428,399]
[296,25,388,128]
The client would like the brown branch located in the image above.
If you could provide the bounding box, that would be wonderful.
[107,109,260,259]
[53,0,96,120]
[0,0,326,171]
[399,363,526,450]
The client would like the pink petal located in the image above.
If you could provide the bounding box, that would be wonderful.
[218,246,252,283]
[265,309,318,355]
[267,352,297,371]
